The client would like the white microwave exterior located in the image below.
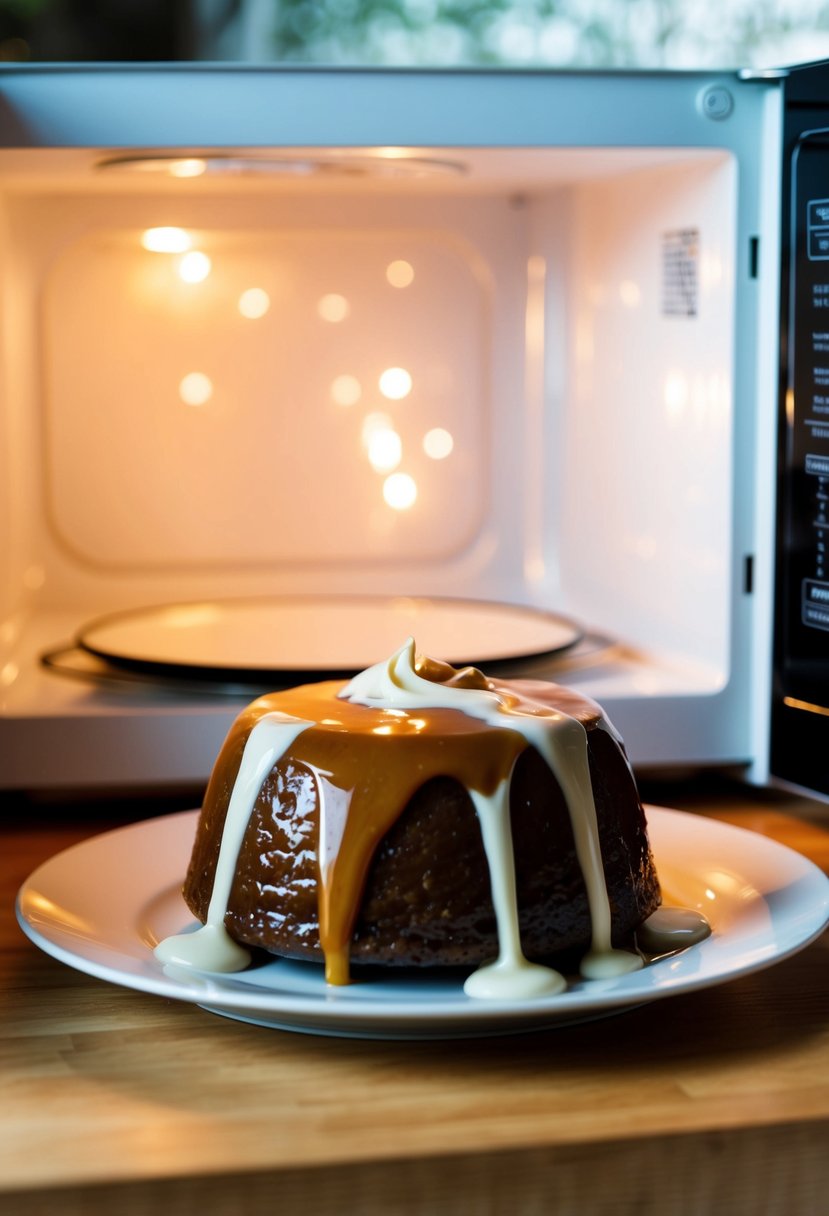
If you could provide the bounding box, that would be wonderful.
[0,68,782,788]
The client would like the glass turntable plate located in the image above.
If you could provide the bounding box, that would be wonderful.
[76,595,583,680]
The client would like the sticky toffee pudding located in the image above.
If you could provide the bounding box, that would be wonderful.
[157,640,668,998]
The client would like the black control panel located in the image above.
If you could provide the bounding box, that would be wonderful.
[772,124,829,793]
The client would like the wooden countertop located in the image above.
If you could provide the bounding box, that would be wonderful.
[2,779,828,1216]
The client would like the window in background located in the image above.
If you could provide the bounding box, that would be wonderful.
[1,0,828,67]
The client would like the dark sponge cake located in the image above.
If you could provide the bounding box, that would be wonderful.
[182,675,660,975]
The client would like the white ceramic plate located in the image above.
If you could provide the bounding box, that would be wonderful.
[76,595,582,679]
[16,807,829,1040]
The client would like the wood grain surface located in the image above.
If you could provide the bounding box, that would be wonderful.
[1,778,827,1215]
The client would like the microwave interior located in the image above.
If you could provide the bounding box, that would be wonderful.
[0,143,745,788]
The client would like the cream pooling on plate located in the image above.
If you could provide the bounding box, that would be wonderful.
[156,638,643,997]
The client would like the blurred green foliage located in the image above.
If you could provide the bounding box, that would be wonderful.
[1,0,828,66]
[265,0,829,68]
[271,0,544,63]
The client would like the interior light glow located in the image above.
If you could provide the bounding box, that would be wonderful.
[178,251,212,283]
[386,260,415,288]
[423,427,454,459]
[170,159,207,178]
[317,293,350,323]
[141,226,191,253]
[367,427,402,473]
[361,411,394,447]
[383,471,417,510]
[179,372,213,406]
[238,287,270,319]
[379,367,412,400]
[619,279,641,308]
[330,374,362,407]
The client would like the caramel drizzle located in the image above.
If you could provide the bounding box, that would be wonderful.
[251,689,528,985]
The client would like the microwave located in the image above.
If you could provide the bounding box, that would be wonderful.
[0,61,827,799]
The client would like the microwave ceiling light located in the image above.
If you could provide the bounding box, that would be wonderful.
[362,411,394,449]
[423,427,454,460]
[178,251,212,283]
[179,372,213,407]
[142,226,191,253]
[238,288,270,319]
[330,374,362,407]
[317,293,350,323]
[386,260,415,288]
[367,427,403,474]
[379,367,412,400]
[97,153,467,179]
[170,158,208,178]
[383,471,417,511]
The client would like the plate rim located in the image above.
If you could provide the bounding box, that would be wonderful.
[73,593,584,680]
[16,805,829,1034]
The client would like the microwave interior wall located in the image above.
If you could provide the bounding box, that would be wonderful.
[0,145,748,788]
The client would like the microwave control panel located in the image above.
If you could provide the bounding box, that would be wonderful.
[788,137,829,659]
[773,126,829,794]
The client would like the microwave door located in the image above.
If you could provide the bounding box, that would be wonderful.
[771,62,829,796]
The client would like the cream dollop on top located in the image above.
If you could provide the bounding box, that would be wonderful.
[341,638,493,708]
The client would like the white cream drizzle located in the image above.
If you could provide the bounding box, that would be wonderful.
[156,638,642,997]
[155,712,311,972]
[342,639,641,997]
[464,778,565,999]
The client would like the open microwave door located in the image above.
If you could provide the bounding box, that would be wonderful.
[772,60,829,797]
